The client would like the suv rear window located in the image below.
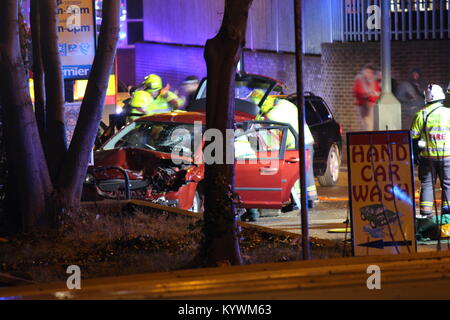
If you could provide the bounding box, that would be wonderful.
[305,100,322,126]
[312,99,332,122]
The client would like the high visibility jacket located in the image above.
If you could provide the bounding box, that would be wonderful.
[146,89,182,114]
[411,101,450,158]
[256,99,314,148]
[128,90,154,121]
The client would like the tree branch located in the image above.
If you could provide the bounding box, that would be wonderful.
[30,0,46,142]
[58,0,120,205]
[40,0,67,183]
[0,0,53,231]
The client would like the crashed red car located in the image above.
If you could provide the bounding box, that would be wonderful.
[82,74,310,212]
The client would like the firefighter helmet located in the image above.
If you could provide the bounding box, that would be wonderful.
[130,90,153,108]
[143,74,163,92]
[425,83,446,104]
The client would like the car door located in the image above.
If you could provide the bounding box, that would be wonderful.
[280,125,302,204]
[235,125,287,209]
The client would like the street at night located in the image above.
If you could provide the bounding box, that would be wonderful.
[2,0,450,311]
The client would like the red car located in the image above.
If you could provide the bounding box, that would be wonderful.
[83,74,310,212]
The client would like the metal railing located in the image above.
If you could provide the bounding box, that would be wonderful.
[335,0,450,42]
[92,166,131,200]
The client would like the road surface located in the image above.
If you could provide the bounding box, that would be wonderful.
[1,251,450,299]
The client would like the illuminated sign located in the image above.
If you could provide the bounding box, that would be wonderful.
[58,0,96,79]
[347,131,417,256]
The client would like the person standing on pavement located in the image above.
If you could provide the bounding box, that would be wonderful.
[395,68,427,129]
[353,64,381,131]
[411,84,450,218]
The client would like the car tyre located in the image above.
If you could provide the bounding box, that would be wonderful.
[317,144,341,186]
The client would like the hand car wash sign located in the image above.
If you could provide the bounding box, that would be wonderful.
[57,0,96,79]
[347,131,417,256]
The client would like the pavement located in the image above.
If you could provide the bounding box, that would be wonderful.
[251,167,450,252]
[252,169,349,240]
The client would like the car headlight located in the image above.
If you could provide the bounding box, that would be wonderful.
[84,174,96,185]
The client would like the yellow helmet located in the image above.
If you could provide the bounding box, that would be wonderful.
[143,74,163,92]
[130,90,153,108]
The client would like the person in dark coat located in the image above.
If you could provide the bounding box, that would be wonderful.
[394,68,427,129]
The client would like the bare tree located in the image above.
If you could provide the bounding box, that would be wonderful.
[199,0,253,266]
[30,0,46,142]
[39,0,67,183]
[0,0,120,233]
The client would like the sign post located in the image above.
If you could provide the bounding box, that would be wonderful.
[57,0,97,142]
[347,131,417,256]
[57,0,96,80]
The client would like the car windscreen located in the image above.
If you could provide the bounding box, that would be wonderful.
[102,121,196,156]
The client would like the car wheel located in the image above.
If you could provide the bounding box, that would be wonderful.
[317,144,341,186]
[189,190,203,213]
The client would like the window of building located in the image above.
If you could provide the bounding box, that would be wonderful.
[95,0,144,47]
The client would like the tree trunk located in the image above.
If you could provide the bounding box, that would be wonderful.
[0,0,120,234]
[0,0,54,232]
[200,0,253,266]
[57,0,120,208]
[39,0,67,184]
[30,0,46,143]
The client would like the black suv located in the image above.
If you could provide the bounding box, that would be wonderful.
[287,93,342,186]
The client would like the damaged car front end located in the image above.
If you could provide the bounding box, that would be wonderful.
[82,119,203,210]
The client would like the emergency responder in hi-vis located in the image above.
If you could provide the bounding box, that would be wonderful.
[128,90,155,121]
[143,74,183,112]
[250,89,318,209]
[411,84,450,218]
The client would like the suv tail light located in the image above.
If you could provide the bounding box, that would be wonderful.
[338,123,343,136]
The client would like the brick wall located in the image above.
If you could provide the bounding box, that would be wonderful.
[243,51,322,96]
[321,40,450,134]
[132,40,450,138]
[133,42,321,97]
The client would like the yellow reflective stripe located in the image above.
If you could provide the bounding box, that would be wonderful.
[424,128,450,132]
[420,150,450,156]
